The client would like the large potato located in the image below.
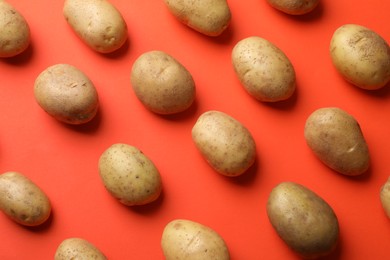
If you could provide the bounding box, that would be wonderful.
[266,0,320,15]
[380,177,390,218]
[55,238,107,260]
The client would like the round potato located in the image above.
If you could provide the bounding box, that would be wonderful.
[131,50,196,115]
[330,24,390,90]
[34,64,99,125]
[55,238,106,260]
[266,0,320,15]
[380,177,390,218]
[0,171,51,226]
[98,143,162,206]
[267,182,339,259]
[232,36,296,102]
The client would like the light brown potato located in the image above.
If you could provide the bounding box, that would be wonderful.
[232,36,296,102]
[0,0,30,57]
[131,50,196,115]
[34,64,99,125]
[266,0,320,15]
[98,143,162,206]
[304,107,370,176]
[330,24,390,90]
[267,182,339,259]
[161,219,230,260]
[164,0,231,36]
[63,0,127,53]
[0,171,51,226]
[192,110,256,176]
[380,177,390,218]
[55,238,107,260]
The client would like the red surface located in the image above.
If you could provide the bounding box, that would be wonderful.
[1,0,390,259]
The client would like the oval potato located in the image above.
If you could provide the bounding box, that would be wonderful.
[55,238,107,260]
[266,0,320,15]
[380,177,390,218]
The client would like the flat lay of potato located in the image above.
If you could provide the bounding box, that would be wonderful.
[380,177,390,218]
[266,0,320,15]
[55,238,107,260]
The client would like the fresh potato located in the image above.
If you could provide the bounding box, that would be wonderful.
[131,50,196,115]
[164,0,231,36]
[161,219,230,260]
[304,107,370,176]
[266,0,320,15]
[192,110,256,177]
[63,0,127,53]
[232,36,296,102]
[0,0,30,57]
[267,182,339,259]
[34,64,99,125]
[380,177,390,218]
[0,171,51,226]
[330,24,390,90]
[98,143,162,206]
[55,238,107,260]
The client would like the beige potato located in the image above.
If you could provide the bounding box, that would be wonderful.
[55,238,107,260]
[267,182,339,259]
[161,219,230,260]
[304,107,370,176]
[34,64,99,125]
[0,171,51,226]
[0,0,30,57]
[232,36,296,102]
[131,50,196,115]
[380,177,390,218]
[330,24,390,90]
[192,110,256,177]
[266,0,320,15]
[63,0,127,53]
[164,0,231,36]
[98,143,162,206]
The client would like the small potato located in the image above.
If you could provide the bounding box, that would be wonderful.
[232,36,296,102]
[0,171,51,226]
[164,0,231,36]
[192,110,256,176]
[304,107,370,176]
[55,238,107,260]
[380,177,390,218]
[161,219,230,260]
[34,64,99,125]
[267,182,339,259]
[330,24,390,90]
[266,0,320,15]
[131,50,196,115]
[63,0,127,53]
[98,143,162,206]
[0,0,30,57]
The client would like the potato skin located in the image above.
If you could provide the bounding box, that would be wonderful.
[266,0,320,15]
[380,177,390,218]
[0,171,51,226]
[55,238,107,260]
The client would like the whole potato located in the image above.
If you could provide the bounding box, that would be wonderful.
[161,219,230,260]
[55,238,107,260]
[266,0,320,15]
[0,0,30,57]
[0,171,51,226]
[380,177,390,218]
[192,110,256,176]
[131,50,196,115]
[330,24,390,90]
[232,36,296,102]
[34,64,99,125]
[63,0,127,53]
[98,143,162,206]
[267,182,339,259]
[304,107,370,176]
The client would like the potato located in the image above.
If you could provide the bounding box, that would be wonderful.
[330,24,390,90]
[266,0,320,15]
[34,64,99,125]
[232,36,296,102]
[380,177,390,218]
[55,238,107,260]
[267,182,339,259]
[98,143,162,206]
[63,0,127,53]
[192,110,256,176]
[130,50,196,115]
[161,219,230,260]
[304,107,370,176]
[0,0,30,57]
[163,0,231,36]
[0,171,51,226]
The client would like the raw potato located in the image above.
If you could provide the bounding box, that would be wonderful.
[34,64,99,125]
[232,36,296,102]
[192,110,256,176]
[63,0,127,53]
[267,182,339,259]
[164,0,231,36]
[380,177,390,218]
[0,0,30,57]
[330,24,390,90]
[0,171,51,226]
[131,50,196,115]
[98,143,162,206]
[304,107,370,176]
[161,219,230,260]
[266,0,320,15]
[55,238,107,260]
